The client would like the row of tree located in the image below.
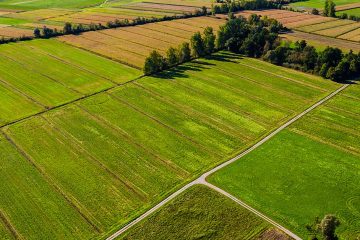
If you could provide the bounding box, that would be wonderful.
[144,14,359,82]
[143,15,284,74]
[32,10,210,39]
[264,40,360,81]
[211,0,280,15]
[144,26,217,74]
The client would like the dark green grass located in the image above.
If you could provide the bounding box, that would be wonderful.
[209,130,360,239]
[120,185,271,240]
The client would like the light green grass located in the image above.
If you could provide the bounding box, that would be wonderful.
[0,134,97,239]
[0,39,140,123]
[209,85,360,240]
[290,0,359,9]
[337,7,360,17]
[120,185,271,240]
[0,0,103,10]
[1,53,339,239]
[0,17,28,25]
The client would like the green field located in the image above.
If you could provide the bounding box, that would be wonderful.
[290,0,359,9]
[337,7,360,17]
[0,0,103,10]
[0,39,140,125]
[209,83,360,239]
[119,185,273,240]
[0,52,340,239]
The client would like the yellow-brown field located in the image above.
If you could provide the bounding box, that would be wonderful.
[58,16,225,68]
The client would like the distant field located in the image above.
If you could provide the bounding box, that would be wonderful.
[119,185,273,240]
[0,39,140,125]
[337,7,360,17]
[0,0,104,10]
[58,17,226,68]
[289,0,359,9]
[209,83,360,239]
[0,53,339,239]
[232,9,360,43]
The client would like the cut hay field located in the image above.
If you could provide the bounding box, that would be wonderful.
[119,185,276,240]
[58,17,226,68]
[209,83,360,239]
[0,52,339,239]
[232,9,360,43]
[0,39,140,125]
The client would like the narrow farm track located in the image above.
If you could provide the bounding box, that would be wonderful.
[107,84,349,240]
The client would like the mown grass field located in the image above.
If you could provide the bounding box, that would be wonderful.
[290,0,359,9]
[0,52,339,239]
[209,83,360,239]
[337,7,360,17]
[0,39,140,125]
[119,185,272,240]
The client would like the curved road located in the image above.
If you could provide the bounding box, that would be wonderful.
[107,84,349,240]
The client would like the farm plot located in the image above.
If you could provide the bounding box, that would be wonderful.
[209,83,360,240]
[290,0,360,9]
[0,53,339,239]
[0,39,140,125]
[105,0,214,8]
[119,185,277,240]
[0,0,104,10]
[5,9,76,21]
[0,26,33,38]
[232,9,360,42]
[58,17,225,68]
[121,2,201,14]
[337,7,360,17]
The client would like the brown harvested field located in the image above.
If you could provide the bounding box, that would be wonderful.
[128,2,200,13]
[282,31,360,52]
[6,9,76,21]
[336,2,360,11]
[88,7,174,18]
[57,34,145,67]
[279,15,320,24]
[338,27,360,40]
[298,19,355,32]
[286,17,334,28]
[314,22,360,37]
[120,26,187,44]
[58,17,224,68]
[0,26,33,38]
[19,22,63,30]
[141,22,195,38]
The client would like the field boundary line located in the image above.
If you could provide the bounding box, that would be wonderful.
[172,79,271,129]
[41,115,149,200]
[107,83,348,240]
[108,92,223,158]
[201,182,301,240]
[132,82,251,141]
[0,130,103,233]
[0,209,23,240]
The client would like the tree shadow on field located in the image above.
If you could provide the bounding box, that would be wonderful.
[152,51,241,80]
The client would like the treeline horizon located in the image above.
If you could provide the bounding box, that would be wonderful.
[144,14,360,82]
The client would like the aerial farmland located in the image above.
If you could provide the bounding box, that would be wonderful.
[0,0,359,239]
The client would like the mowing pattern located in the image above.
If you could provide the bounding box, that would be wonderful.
[228,9,360,42]
[0,53,338,239]
[209,83,360,239]
[119,185,273,240]
[0,39,141,126]
[58,17,226,68]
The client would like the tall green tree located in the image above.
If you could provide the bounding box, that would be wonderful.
[166,47,179,66]
[144,50,166,75]
[190,32,205,57]
[319,215,340,240]
[328,0,336,17]
[203,27,216,54]
[178,42,191,63]
[323,0,329,16]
